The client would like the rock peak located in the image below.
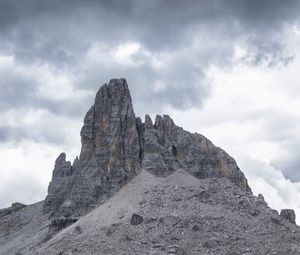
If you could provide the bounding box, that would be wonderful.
[95,78,131,104]
[80,78,136,162]
[55,152,67,165]
[44,79,140,216]
[44,79,251,217]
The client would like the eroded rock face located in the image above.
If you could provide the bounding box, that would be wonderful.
[43,78,251,217]
[130,213,144,225]
[79,78,140,177]
[140,114,251,191]
[43,153,73,214]
[43,79,141,216]
[0,203,27,218]
[280,209,296,224]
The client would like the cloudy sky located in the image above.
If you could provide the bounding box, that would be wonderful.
[1,0,300,223]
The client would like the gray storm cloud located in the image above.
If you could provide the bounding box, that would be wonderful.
[1,0,299,112]
[0,0,300,190]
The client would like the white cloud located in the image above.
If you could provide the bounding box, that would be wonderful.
[0,142,64,208]
[165,27,300,224]
[0,108,82,209]
[238,156,300,225]
[114,42,144,66]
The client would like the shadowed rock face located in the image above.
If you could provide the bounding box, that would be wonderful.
[80,78,140,176]
[44,79,141,216]
[139,114,250,192]
[43,153,73,214]
[281,209,296,224]
[43,78,251,217]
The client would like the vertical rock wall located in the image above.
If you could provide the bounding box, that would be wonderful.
[44,79,141,216]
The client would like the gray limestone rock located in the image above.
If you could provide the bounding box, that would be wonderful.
[0,202,27,218]
[130,213,144,225]
[140,113,251,191]
[280,209,296,224]
[43,78,251,219]
[43,78,141,217]
[43,153,73,215]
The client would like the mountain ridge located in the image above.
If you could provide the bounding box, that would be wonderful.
[43,78,251,218]
[0,78,299,255]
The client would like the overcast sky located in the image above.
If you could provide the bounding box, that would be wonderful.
[1,0,300,223]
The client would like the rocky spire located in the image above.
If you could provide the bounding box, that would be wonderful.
[79,78,140,177]
[43,153,73,214]
[43,79,141,216]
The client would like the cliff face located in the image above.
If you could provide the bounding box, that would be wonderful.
[44,79,141,216]
[79,78,140,174]
[139,114,250,192]
[43,78,251,217]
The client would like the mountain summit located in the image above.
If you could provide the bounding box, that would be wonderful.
[43,79,141,216]
[0,78,299,255]
[43,78,250,217]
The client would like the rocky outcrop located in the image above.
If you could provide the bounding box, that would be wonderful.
[0,203,27,218]
[79,78,140,174]
[43,78,251,217]
[280,209,296,224]
[43,153,73,214]
[139,114,251,192]
[44,217,79,242]
[0,202,44,242]
[43,79,141,216]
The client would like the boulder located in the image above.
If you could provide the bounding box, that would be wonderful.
[130,213,144,225]
[280,209,296,224]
